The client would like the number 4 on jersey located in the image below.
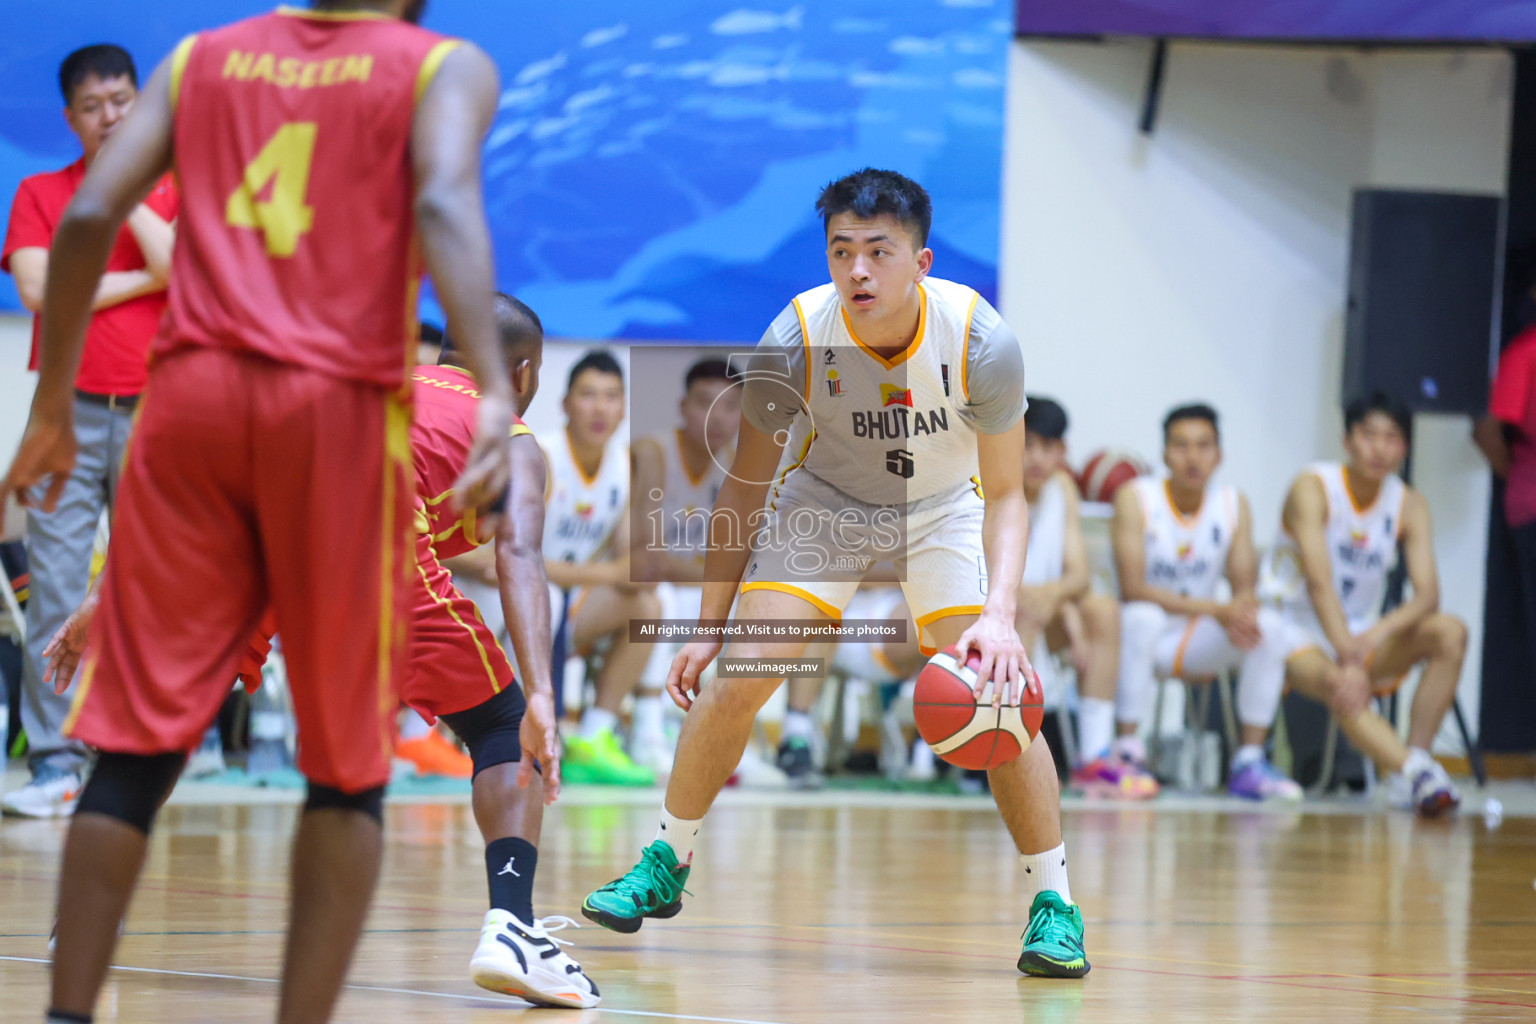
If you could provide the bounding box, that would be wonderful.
[225,122,317,258]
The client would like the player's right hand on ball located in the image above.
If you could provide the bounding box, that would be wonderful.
[43,589,99,694]
[667,641,722,711]
[520,690,562,805]
[453,393,515,529]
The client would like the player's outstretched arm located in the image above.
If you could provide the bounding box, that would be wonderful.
[1361,491,1439,651]
[1222,493,1263,650]
[495,436,560,802]
[0,54,175,512]
[412,43,513,522]
[961,420,1031,706]
[665,419,783,709]
[1283,473,1355,656]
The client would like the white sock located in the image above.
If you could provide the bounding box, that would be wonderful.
[1020,843,1072,905]
[580,706,619,740]
[633,693,666,746]
[1231,744,1264,769]
[1077,698,1115,763]
[782,709,816,743]
[1111,734,1147,765]
[655,807,702,865]
[399,709,432,741]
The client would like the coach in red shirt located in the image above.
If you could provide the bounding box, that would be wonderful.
[0,44,176,818]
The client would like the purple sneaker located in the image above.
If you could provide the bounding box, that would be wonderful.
[1227,758,1303,802]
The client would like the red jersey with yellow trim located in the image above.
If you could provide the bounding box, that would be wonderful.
[160,9,459,388]
[412,363,531,559]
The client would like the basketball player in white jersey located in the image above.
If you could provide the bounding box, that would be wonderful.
[1261,392,1464,815]
[583,169,1089,978]
[1010,398,1123,792]
[630,358,741,774]
[544,350,657,786]
[1111,404,1300,801]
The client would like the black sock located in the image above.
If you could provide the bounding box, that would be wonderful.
[46,1011,93,1024]
[486,837,538,922]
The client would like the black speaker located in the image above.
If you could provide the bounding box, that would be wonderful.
[1343,189,1501,415]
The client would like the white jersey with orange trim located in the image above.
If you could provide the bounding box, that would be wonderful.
[743,277,1026,506]
[1132,476,1238,602]
[654,429,728,556]
[1264,462,1406,632]
[545,428,628,567]
[1022,473,1067,586]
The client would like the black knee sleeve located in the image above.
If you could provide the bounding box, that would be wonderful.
[75,752,186,834]
[439,683,526,777]
[304,782,385,823]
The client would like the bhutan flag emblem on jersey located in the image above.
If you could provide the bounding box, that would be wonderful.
[880,384,913,407]
[576,502,594,519]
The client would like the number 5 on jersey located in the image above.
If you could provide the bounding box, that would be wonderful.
[225,122,317,258]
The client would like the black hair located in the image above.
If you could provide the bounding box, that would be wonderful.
[59,44,136,105]
[1344,390,1412,442]
[568,349,623,393]
[816,168,932,248]
[438,293,543,367]
[1023,396,1069,441]
[1163,403,1220,444]
[418,322,444,347]
[684,358,737,393]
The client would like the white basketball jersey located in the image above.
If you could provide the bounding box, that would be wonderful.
[782,278,985,504]
[1022,473,1066,586]
[1268,462,1405,629]
[1133,477,1237,601]
[656,429,727,555]
[545,429,628,565]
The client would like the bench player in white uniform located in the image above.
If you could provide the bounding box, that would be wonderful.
[544,350,658,786]
[630,358,741,773]
[1111,404,1300,802]
[1009,398,1122,792]
[583,170,1090,978]
[1261,393,1464,816]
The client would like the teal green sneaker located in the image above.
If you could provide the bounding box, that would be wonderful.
[1017,891,1090,978]
[581,841,691,934]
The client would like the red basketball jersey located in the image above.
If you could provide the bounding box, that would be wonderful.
[412,363,532,559]
[161,9,460,389]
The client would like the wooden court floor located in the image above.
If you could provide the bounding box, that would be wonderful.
[3,796,1534,1023]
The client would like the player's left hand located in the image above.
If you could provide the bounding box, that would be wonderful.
[959,611,1033,709]
[1,409,78,514]
[520,690,561,805]
[453,392,515,530]
[44,589,99,694]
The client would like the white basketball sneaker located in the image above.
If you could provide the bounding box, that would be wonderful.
[469,910,601,1009]
[1,764,83,819]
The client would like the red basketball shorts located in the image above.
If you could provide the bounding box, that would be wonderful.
[67,346,414,792]
[402,517,517,720]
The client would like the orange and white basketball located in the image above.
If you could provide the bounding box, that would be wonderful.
[1078,448,1149,503]
[913,645,1045,770]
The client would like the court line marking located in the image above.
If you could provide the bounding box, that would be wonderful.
[0,956,792,1024]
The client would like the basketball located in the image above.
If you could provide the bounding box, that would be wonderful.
[1078,448,1150,503]
[913,645,1046,770]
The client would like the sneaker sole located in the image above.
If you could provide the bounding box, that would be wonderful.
[470,964,599,1009]
[1017,951,1091,979]
[0,801,78,819]
[580,898,682,934]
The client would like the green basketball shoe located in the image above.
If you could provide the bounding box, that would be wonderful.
[581,840,691,934]
[1017,891,1090,978]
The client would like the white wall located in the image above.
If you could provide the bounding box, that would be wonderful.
[1001,40,1511,749]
